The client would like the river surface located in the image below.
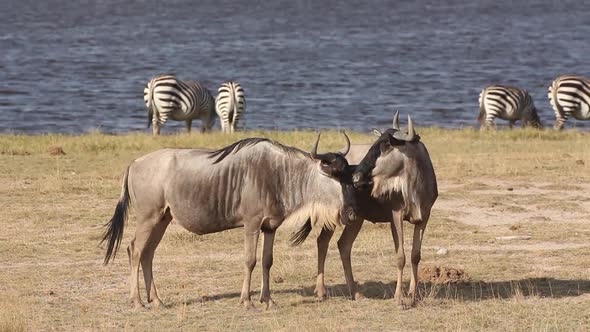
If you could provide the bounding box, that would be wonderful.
[1,0,589,134]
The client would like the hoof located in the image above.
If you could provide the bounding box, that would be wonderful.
[151,300,167,309]
[264,299,279,310]
[241,299,258,311]
[132,302,147,310]
[314,286,328,301]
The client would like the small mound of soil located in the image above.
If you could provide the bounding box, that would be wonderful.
[48,146,66,156]
[419,265,469,284]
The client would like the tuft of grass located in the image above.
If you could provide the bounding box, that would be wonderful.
[0,300,29,332]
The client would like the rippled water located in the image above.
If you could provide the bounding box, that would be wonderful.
[1,0,589,134]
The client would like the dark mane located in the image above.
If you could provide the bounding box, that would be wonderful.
[208,137,311,164]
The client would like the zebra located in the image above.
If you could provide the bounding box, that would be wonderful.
[478,85,542,130]
[215,81,246,134]
[548,75,590,130]
[143,74,216,136]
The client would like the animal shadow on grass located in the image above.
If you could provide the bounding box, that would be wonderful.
[349,278,590,302]
[183,278,590,307]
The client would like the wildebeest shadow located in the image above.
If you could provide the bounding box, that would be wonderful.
[182,278,590,307]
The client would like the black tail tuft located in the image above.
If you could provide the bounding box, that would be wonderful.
[289,218,313,247]
[101,166,131,265]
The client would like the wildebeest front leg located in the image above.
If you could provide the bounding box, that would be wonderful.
[408,218,428,306]
[390,210,406,307]
[315,227,334,300]
[337,221,364,300]
[259,230,277,309]
[239,226,260,309]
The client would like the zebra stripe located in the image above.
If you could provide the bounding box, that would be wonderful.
[548,75,590,130]
[143,74,216,135]
[478,85,542,130]
[215,81,246,134]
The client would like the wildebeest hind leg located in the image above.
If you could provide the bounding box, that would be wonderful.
[259,230,277,309]
[315,227,334,300]
[337,221,364,300]
[408,218,428,306]
[127,212,167,309]
[390,211,406,307]
[141,210,172,308]
[239,225,260,309]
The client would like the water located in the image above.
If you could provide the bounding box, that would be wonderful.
[1,0,589,134]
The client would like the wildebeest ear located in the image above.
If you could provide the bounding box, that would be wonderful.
[371,128,382,137]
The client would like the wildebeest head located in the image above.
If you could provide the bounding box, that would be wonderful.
[352,111,420,191]
[310,132,352,182]
[309,132,361,225]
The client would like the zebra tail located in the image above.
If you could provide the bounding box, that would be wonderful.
[101,165,131,265]
[229,85,237,128]
[549,80,563,117]
[477,88,487,125]
[146,78,157,129]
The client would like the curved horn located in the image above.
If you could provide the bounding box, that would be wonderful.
[392,110,400,130]
[311,133,321,158]
[407,115,415,140]
[341,131,351,156]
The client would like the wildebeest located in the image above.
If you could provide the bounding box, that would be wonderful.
[293,112,438,308]
[101,133,356,309]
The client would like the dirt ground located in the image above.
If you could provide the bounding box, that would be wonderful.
[1,130,589,331]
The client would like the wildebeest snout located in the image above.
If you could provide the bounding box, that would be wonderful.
[341,207,358,225]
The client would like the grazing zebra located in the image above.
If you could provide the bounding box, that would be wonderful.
[478,85,542,130]
[143,74,216,136]
[548,75,590,130]
[215,81,246,134]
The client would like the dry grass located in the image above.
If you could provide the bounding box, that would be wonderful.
[1,128,590,331]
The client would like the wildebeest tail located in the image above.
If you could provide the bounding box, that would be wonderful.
[289,218,313,246]
[477,88,487,124]
[101,165,131,264]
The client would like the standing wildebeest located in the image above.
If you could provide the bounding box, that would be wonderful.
[292,112,438,308]
[144,74,216,135]
[101,133,357,309]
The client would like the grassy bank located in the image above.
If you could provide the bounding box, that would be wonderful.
[1,128,589,331]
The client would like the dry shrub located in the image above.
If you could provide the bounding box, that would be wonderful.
[419,265,470,284]
[47,146,66,156]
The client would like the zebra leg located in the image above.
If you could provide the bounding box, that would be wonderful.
[483,117,495,131]
[185,120,192,134]
[509,120,515,129]
[554,113,566,130]
[152,122,160,136]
